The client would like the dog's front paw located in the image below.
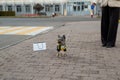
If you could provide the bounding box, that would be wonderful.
[57,53,60,57]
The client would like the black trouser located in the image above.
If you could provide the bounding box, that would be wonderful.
[101,6,119,46]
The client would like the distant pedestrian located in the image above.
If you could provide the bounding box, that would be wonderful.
[93,0,120,48]
[52,12,56,17]
[90,4,95,18]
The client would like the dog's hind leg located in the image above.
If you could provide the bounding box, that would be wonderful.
[61,51,67,57]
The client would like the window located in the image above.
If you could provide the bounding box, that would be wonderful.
[8,5,12,11]
[50,5,53,12]
[73,6,76,11]
[25,5,31,13]
[81,2,84,11]
[74,2,76,4]
[84,5,88,8]
[45,5,50,12]
[0,5,3,11]
[45,5,53,12]
[16,5,22,12]
[77,2,81,5]
[78,6,80,11]
[55,5,60,12]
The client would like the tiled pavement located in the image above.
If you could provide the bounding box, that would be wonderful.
[0,21,120,80]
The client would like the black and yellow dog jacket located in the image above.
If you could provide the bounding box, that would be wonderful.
[57,44,67,52]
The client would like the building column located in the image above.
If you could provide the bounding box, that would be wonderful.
[43,4,45,12]
[13,4,16,16]
[53,4,55,13]
[63,3,67,16]
[14,4,16,13]
[3,3,7,11]
[96,3,101,16]
[2,4,6,11]
[22,4,25,14]
[61,3,64,15]
[31,3,34,14]
[12,4,14,11]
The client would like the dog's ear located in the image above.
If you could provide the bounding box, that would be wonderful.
[63,35,66,40]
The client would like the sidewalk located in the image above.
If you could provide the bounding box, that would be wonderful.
[0,21,120,80]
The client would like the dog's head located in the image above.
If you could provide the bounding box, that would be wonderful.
[57,35,66,45]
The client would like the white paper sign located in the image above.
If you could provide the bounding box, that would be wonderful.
[33,42,46,51]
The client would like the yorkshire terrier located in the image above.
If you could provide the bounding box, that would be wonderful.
[57,35,67,57]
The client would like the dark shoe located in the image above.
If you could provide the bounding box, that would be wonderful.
[106,44,115,48]
[102,44,106,47]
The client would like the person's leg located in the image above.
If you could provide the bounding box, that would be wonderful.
[101,6,109,46]
[106,7,119,47]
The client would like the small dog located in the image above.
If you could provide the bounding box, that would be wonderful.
[57,35,67,57]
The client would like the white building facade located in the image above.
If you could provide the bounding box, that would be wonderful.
[0,0,98,16]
